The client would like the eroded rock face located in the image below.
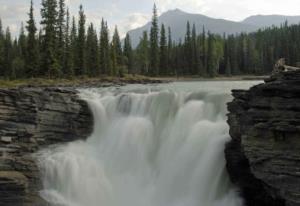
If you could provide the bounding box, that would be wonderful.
[226,71,300,206]
[0,88,93,206]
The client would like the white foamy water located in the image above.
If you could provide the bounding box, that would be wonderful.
[37,81,260,206]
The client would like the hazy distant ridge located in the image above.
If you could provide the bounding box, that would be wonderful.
[242,14,300,27]
[128,9,300,47]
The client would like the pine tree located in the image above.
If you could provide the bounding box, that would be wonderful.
[64,9,74,78]
[69,17,78,76]
[191,23,199,75]
[11,38,25,79]
[110,41,117,76]
[224,40,231,76]
[237,33,247,73]
[167,27,172,75]
[16,24,26,77]
[3,27,13,79]
[40,0,60,78]
[18,23,27,60]
[112,26,123,67]
[57,0,66,70]
[246,37,256,74]
[124,33,133,75]
[99,19,110,75]
[227,35,239,75]
[175,39,184,75]
[202,26,207,75]
[136,31,149,75]
[26,0,39,77]
[86,23,99,76]
[207,32,217,77]
[159,24,167,75]
[184,21,192,74]
[149,4,159,76]
[0,19,4,77]
[77,5,86,75]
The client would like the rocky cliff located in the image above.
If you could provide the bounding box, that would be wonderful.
[226,71,300,206]
[0,88,93,206]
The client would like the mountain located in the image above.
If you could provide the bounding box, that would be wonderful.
[242,14,300,27]
[128,9,300,48]
[128,9,258,47]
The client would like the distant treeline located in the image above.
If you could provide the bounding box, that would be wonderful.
[0,1,299,79]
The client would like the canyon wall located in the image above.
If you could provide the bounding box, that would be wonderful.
[226,71,300,206]
[0,88,93,206]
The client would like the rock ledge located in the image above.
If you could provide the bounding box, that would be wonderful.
[0,87,93,205]
[226,71,300,206]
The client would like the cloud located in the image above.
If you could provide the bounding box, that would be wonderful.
[156,0,204,13]
[0,2,29,35]
[2,0,300,37]
[155,0,300,21]
[117,13,150,38]
[72,2,150,38]
[0,3,27,19]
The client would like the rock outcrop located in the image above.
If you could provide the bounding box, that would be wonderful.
[226,71,300,206]
[0,88,93,206]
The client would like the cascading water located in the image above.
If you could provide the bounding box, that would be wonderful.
[37,81,259,206]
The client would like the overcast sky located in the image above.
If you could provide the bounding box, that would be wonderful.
[1,0,300,37]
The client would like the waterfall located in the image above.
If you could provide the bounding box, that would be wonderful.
[37,81,259,206]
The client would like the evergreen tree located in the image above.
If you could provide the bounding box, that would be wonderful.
[201,26,207,75]
[191,23,199,75]
[11,37,25,79]
[207,32,217,77]
[237,33,247,73]
[136,31,149,75]
[86,23,99,76]
[64,9,74,78]
[70,17,77,76]
[110,40,117,76]
[175,39,184,75]
[16,24,26,78]
[227,35,239,75]
[184,21,192,74]
[26,0,39,77]
[167,27,172,75]
[224,40,231,76]
[124,33,133,75]
[246,37,257,74]
[37,29,43,70]
[99,19,110,75]
[159,24,167,75]
[112,26,123,67]
[57,0,66,70]
[149,4,159,76]
[3,27,13,79]
[18,23,27,60]
[77,5,86,75]
[40,0,60,78]
[0,19,4,77]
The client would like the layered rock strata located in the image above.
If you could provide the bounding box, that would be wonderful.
[0,88,93,206]
[226,71,300,206]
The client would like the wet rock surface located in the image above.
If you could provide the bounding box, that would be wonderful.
[226,71,300,206]
[0,88,93,205]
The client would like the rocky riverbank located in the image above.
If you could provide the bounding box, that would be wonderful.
[0,88,93,205]
[226,70,300,206]
[0,76,165,89]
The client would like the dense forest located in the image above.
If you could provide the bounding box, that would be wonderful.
[0,0,300,79]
